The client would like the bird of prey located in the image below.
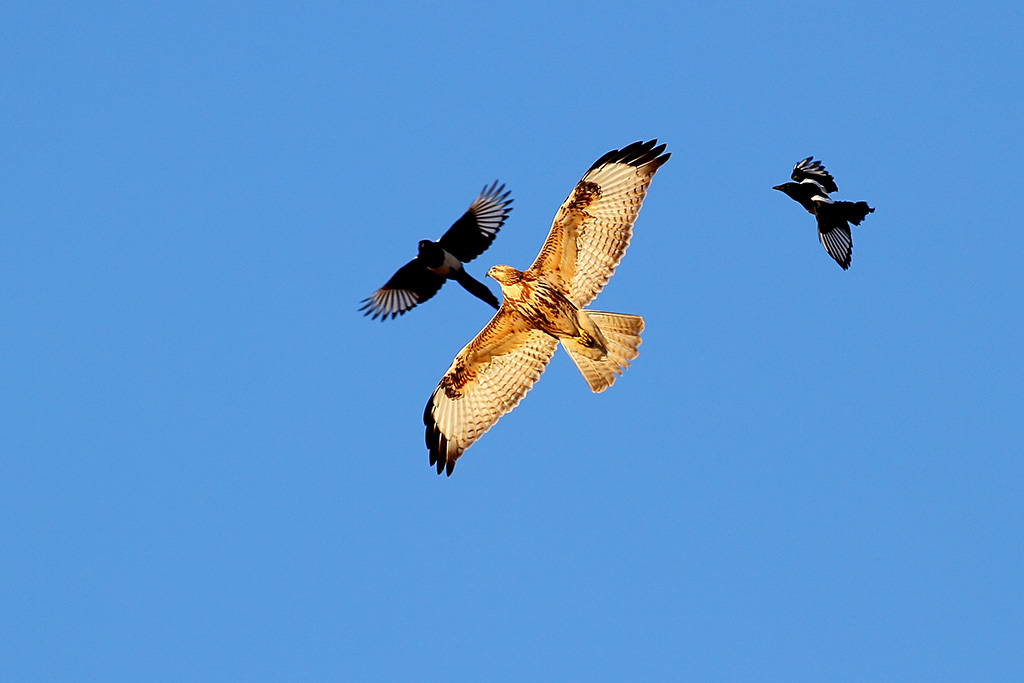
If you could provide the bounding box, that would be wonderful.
[773,157,875,269]
[360,181,513,319]
[423,140,669,475]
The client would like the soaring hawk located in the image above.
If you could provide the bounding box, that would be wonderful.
[773,157,874,270]
[423,140,670,475]
[360,181,513,319]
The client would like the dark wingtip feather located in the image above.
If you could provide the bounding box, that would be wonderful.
[423,396,453,476]
[588,139,670,173]
[480,180,513,209]
[358,296,408,321]
[357,297,383,320]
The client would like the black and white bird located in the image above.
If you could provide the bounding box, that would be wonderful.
[773,157,874,270]
[360,182,513,319]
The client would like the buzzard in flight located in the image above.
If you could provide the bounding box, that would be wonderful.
[773,157,874,269]
[360,181,513,319]
[423,140,670,475]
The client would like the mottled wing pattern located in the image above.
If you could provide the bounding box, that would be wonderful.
[359,257,445,319]
[791,157,839,193]
[817,224,853,270]
[529,140,669,308]
[438,181,513,263]
[424,310,560,475]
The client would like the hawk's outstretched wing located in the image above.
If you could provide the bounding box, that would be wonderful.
[438,181,513,263]
[791,157,838,194]
[529,140,669,308]
[359,257,445,319]
[424,310,559,475]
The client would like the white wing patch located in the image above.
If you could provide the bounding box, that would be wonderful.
[799,178,828,192]
[427,250,462,277]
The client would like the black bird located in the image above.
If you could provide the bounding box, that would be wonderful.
[773,157,874,270]
[360,182,513,319]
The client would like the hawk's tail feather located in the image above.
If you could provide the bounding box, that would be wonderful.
[562,311,644,393]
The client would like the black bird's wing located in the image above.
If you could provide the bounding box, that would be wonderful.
[816,221,853,270]
[437,181,513,263]
[791,157,839,194]
[814,200,874,270]
[359,257,446,319]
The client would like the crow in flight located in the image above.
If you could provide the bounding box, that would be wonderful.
[360,182,513,319]
[773,157,874,269]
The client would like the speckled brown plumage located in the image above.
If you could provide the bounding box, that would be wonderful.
[423,141,669,475]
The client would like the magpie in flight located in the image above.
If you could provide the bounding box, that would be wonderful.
[773,157,874,270]
[360,181,513,319]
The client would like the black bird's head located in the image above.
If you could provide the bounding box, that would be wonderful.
[772,181,801,199]
[773,181,828,214]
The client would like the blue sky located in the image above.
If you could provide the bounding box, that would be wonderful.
[2,1,1022,680]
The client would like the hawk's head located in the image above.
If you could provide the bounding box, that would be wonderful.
[486,264,522,286]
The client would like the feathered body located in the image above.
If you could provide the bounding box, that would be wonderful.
[360,182,512,318]
[423,140,669,475]
[773,157,874,269]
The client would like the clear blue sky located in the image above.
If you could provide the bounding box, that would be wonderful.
[3,2,1022,680]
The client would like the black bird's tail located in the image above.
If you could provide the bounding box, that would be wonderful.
[451,268,500,309]
[838,201,875,225]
